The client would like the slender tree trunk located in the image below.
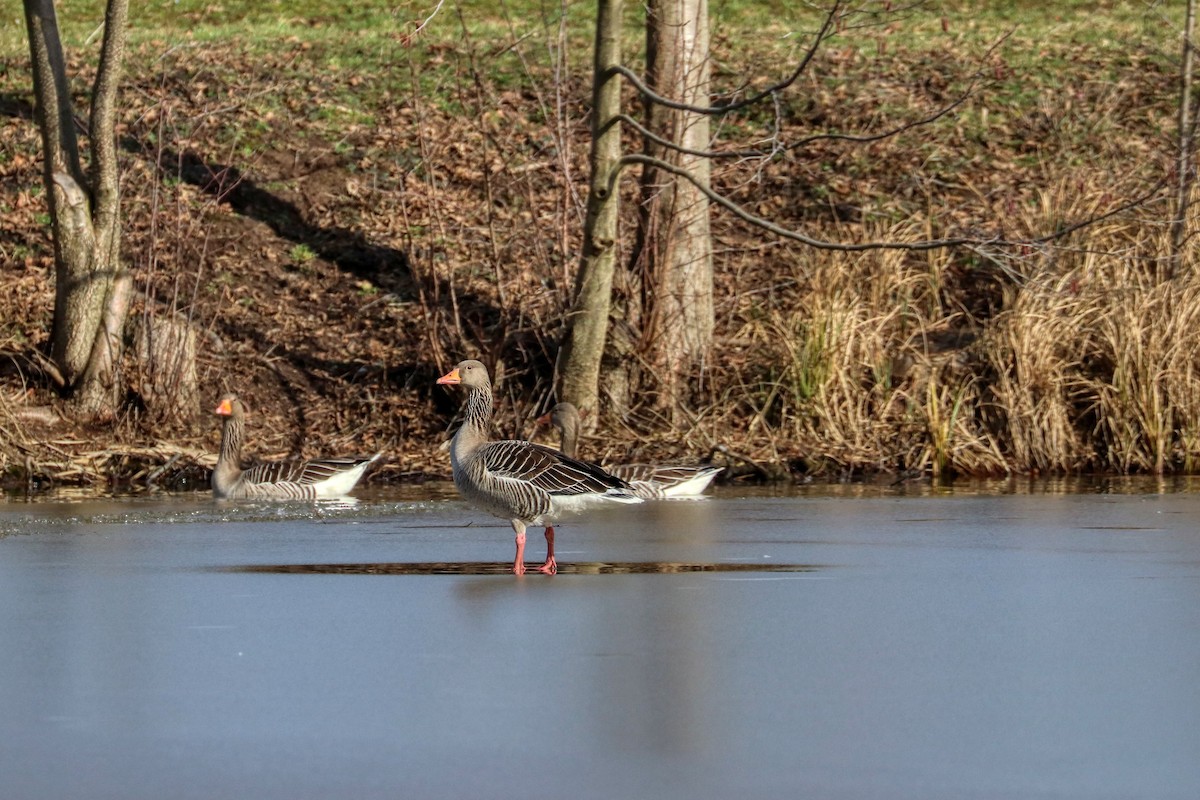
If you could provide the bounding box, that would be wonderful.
[24,0,130,417]
[1172,0,1198,276]
[557,0,623,418]
[630,0,713,416]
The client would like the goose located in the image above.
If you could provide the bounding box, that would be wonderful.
[537,402,722,499]
[436,360,642,575]
[212,393,381,500]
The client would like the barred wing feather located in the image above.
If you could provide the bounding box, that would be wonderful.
[243,456,377,486]
[480,441,629,497]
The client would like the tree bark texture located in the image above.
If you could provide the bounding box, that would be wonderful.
[631,0,713,414]
[23,0,130,416]
[557,0,623,418]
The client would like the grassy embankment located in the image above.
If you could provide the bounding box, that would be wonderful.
[0,1,1195,488]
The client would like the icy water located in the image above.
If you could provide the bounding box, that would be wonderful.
[1,480,1199,800]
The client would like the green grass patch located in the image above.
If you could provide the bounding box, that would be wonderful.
[2,0,1186,79]
[4,0,1182,133]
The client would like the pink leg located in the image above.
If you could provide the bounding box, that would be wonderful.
[512,521,527,575]
[538,526,558,575]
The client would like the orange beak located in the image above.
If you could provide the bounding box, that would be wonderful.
[436,367,461,385]
[535,411,551,427]
[214,398,233,416]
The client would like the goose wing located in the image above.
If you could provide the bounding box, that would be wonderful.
[242,456,375,486]
[610,464,721,486]
[479,440,629,497]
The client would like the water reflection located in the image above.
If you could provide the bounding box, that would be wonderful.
[745,473,1200,498]
[0,495,453,536]
[223,561,821,575]
[9,473,1200,508]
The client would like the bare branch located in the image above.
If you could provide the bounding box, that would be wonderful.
[1171,0,1198,274]
[613,9,1012,170]
[786,29,1011,151]
[616,153,1170,253]
[608,1,843,116]
[1028,177,1171,245]
[617,153,980,251]
[787,85,976,149]
[401,0,448,45]
[613,78,983,163]
[611,113,766,160]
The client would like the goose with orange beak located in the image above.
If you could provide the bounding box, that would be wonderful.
[212,393,381,500]
[436,360,641,575]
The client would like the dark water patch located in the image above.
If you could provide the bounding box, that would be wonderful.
[1077,525,1164,531]
[221,561,823,576]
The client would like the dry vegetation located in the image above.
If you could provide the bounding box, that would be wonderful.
[0,2,1196,491]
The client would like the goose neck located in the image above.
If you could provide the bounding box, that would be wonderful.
[462,383,494,432]
[559,414,579,459]
[450,383,494,466]
[216,414,244,475]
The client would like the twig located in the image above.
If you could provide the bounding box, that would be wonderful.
[615,153,1170,253]
[606,1,843,116]
[616,153,986,251]
[401,0,448,45]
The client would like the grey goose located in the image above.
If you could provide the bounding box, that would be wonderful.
[212,393,381,500]
[436,360,642,575]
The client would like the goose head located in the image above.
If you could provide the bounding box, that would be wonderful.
[436,359,491,390]
[214,393,245,419]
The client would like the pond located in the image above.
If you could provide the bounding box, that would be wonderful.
[1,480,1198,799]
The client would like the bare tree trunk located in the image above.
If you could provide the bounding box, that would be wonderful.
[1172,0,1198,277]
[630,0,713,416]
[24,0,130,417]
[557,0,623,418]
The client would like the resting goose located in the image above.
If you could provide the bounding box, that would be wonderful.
[212,393,381,500]
[537,402,722,499]
[436,360,642,575]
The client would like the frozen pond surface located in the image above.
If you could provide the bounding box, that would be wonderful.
[2,481,1199,800]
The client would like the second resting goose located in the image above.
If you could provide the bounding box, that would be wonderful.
[212,393,381,500]
[436,360,642,575]
[537,402,722,499]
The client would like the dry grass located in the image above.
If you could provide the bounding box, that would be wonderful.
[721,173,1200,478]
[981,272,1092,473]
[3,4,1199,486]
[723,224,1009,478]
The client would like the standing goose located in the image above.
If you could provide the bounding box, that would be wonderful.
[212,393,381,500]
[538,402,722,499]
[436,360,642,575]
